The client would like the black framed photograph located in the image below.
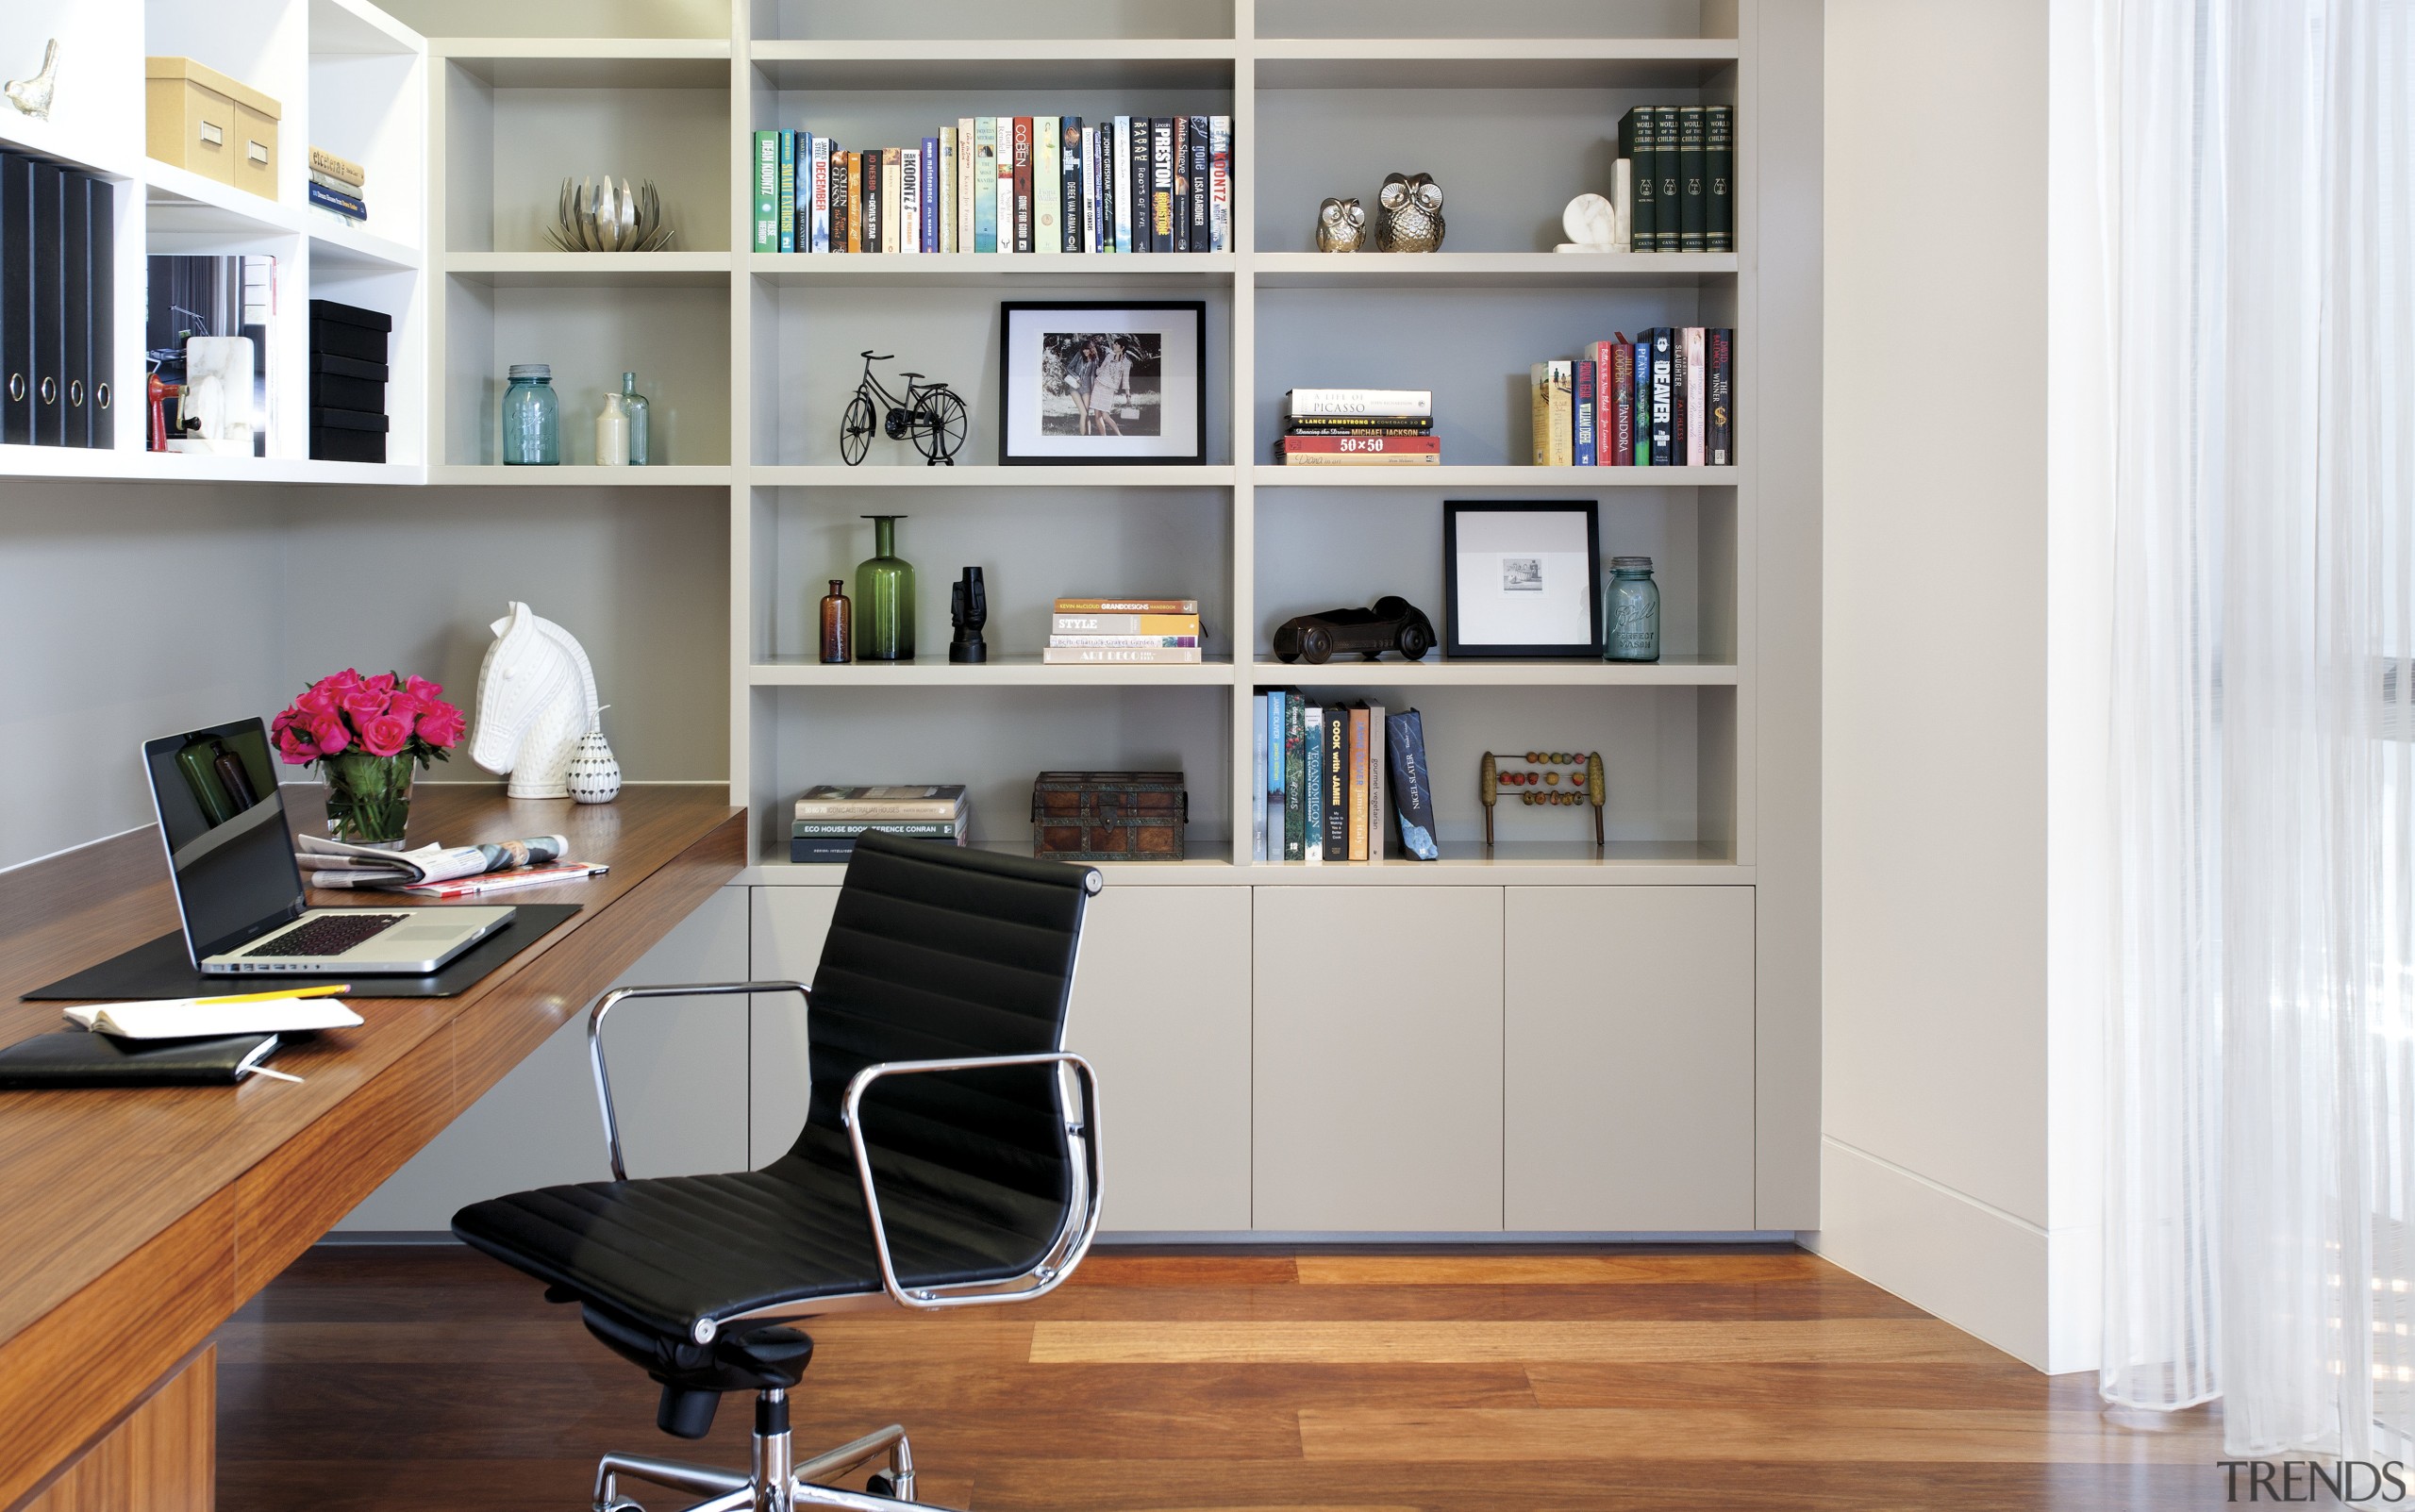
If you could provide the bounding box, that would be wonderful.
[998,300,1208,465]
[1442,501,1604,658]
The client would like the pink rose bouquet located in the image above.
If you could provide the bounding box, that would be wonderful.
[274,671,466,845]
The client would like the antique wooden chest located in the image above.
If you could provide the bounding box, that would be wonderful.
[1030,770,1187,860]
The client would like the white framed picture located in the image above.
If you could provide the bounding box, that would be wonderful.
[998,301,1207,465]
[1442,501,1604,657]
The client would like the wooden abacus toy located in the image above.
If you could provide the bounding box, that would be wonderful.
[1479,750,1607,848]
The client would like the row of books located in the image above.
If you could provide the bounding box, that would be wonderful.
[1044,596,1205,665]
[1251,692,1441,863]
[752,115,1232,257]
[1532,328,1734,468]
[306,146,369,228]
[790,784,970,863]
[1276,388,1436,467]
[1618,105,1733,254]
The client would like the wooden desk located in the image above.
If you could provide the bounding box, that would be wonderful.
[0,785,743,1512]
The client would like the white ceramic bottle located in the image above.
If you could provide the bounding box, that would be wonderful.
[595,390,630,466]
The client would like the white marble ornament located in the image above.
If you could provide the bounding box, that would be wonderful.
[164,336,256,455]
[1556,192,1617,254]
[566,715,622,804]
[471,602,601,799]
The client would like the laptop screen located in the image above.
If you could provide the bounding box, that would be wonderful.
[142,718,308,962]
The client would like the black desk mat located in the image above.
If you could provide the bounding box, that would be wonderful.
[23,904,583,1001]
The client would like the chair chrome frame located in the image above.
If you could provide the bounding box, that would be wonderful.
[579,979,1105,1512]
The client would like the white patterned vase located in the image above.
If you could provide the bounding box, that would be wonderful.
[566,726,622,804]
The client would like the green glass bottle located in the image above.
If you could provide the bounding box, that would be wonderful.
[855,514,915,660]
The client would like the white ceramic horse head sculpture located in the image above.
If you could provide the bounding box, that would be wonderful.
[472,602,601,799]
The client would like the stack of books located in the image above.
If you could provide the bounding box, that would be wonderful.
[1617,105,1733,253]
[1254,692,1440,862]
[307,147,368,228]
[1532,328,1733,468]
[1044,597,1203,665]
[753,114,1232,255]
[791,785,970,863]
[1277,389,1437,466]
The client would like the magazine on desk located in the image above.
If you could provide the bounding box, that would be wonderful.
[296,832,608,893]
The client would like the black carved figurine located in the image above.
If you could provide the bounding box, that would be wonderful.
[949,567,988,663]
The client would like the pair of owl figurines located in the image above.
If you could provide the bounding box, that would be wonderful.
[1317,173,1445,254]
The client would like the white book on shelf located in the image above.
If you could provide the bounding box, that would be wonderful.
[1209,115,1231,253]
[1034,116,1060,254]
[1611,158,1631,253]
[956,117,975,254]
[1287,388,1434,417]
[1113,114,1132,253]
[1080,125,1099,253]
[938,126,957,254]
[898,147,920,254]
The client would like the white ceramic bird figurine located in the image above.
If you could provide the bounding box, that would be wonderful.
[6,40,59,122]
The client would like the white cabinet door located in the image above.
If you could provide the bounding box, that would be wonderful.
[1252,887,1504,1232]
[750,886,838,1166]
[1504,886,1756,1232]
[1064,886,1252,1233]
[337,884,753,1232]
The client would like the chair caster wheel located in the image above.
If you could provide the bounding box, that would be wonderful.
[866,1471,899,1498]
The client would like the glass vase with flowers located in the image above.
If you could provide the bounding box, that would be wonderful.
[272,670,469,848]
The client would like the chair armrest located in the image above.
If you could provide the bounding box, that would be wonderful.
[589,981,809,1181]
[840,1052,1103,1312]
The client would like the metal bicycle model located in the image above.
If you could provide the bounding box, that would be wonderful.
[841,351,967,466]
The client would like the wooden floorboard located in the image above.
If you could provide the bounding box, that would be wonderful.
[214,1244,2225,1511]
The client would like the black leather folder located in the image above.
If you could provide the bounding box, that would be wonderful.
[0,151,34,444]
[30,158,64,445]
[0,1028,281,1088]
[60,165,88,448]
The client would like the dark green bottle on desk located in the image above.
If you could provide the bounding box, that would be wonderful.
[855,514,914,660]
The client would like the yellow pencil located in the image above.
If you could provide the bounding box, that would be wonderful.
[194,983,352,1005]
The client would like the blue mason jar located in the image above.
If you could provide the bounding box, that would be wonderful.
[1606,555,1661,662]
[501,363,559,465]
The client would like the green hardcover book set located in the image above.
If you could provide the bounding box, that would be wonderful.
[1618,104,1731,253]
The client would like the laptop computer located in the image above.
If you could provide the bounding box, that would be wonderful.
[142,717,515,974]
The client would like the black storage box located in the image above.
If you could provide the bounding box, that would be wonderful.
[309,406,389,463]
[308,352,387,413]
[309,319,387,363]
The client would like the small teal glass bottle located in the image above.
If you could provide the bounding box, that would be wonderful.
[1606,555,1661,662]
[621,372,651,465]
[501,364,558,465]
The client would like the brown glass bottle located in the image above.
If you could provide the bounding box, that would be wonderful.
[819,579,852,663]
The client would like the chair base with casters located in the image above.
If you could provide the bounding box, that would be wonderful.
[451,835,1108,1512]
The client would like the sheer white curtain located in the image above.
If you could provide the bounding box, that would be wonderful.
[2085,0,2415,1459]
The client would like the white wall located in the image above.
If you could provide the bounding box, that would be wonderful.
[0,479,730,873]
[1812,0,2079,1370]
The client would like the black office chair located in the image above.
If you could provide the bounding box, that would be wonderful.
[451,833,1105,1512]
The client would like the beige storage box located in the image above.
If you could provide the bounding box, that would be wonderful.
[145,58,280,198]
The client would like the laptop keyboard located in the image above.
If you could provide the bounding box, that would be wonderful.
[243,913,408,957]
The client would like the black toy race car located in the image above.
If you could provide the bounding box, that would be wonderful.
[1273,596,1437,664]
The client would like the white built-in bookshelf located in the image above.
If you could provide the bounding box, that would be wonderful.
[0,0,428,480]
[8,0,1822,1235]
[0,0,1789,885]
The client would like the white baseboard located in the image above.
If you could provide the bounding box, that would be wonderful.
[1804,1135,2052,1369]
